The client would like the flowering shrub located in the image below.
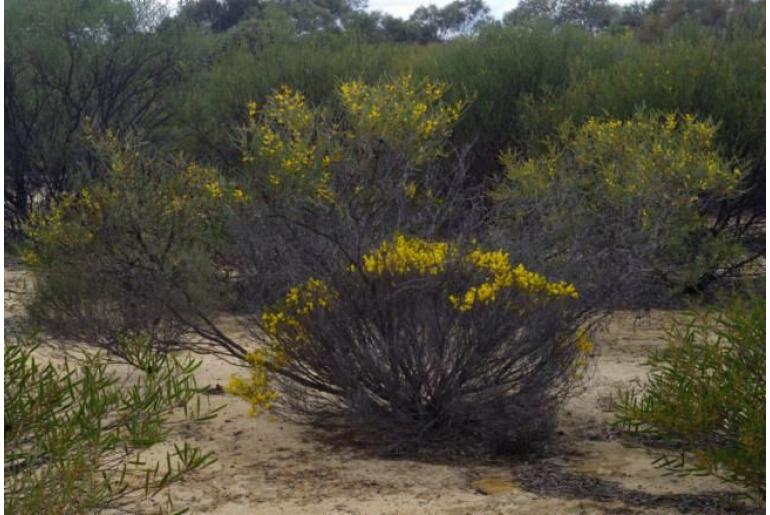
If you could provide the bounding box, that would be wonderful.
[239,86,337,201]
[339,74,466,165]
[23,132,248,362]
[237,75,465,199]
[228,234,591,454]
[229,75,476,309]
[493,112,746,305]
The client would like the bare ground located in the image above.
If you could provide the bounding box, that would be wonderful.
[4,267,758,515]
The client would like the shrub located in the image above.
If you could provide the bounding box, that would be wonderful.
[4,332,218,513]
[229,75,476,309]
[224,77,597,455]
[492,111,746,306]
[613,292,765,501]
[23,131,248,362]
[169,33,421,169]
[518,27,765,217]
[227,234,592,455]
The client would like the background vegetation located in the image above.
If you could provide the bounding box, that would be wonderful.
[5,0,765,500]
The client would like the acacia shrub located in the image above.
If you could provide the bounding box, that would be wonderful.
[614,292,765,501]
[518,28,765,218]
[228,235,592,454]
[23,132,248,362]
[229,74,471,309]
[492,112,746,306]
[223,76,598,454]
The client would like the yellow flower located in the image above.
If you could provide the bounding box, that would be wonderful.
[404,181,418,199]
[233,188,249,204]
[247,100,258,119]
[204,182,223,200]
[21,250,39,267]
[360,234,454,277]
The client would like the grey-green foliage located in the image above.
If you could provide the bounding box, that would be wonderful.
[4,332,220,514]
[613,292,765,501]
[5,0,182,233]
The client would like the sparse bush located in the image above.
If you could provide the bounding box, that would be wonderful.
[492,112,746,306]
[23,131,248,362]
[4,332,219,514]
[613,292,765,501]
[228,233,592,455]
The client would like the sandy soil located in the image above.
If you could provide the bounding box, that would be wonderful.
[4,266,757,515]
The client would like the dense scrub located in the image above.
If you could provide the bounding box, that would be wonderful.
[23,64,763,454]
[492,111,748,303]
[9,0,765,465]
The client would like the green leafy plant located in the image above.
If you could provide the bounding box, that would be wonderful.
[22,130,249,362]
[493,111,747,306]
[614,292,765,501]
[4,331,221,514]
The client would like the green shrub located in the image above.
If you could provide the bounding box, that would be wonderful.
[410,24,597,181]
[518,27,765,214]
[613,292,765,501]
[493,111,746,305]
[23,131,247,362]
[4,332,219,513]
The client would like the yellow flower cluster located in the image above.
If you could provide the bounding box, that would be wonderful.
[504,113,740,226]
[232,188,249,204]
[572,332,594,379]
[355,234,578,312]
[360,234,454,277]
[575,332,593,355]
[338,74,465,166]
[230,277,338,415]
[247,100,258,119]
[450,248,578,312]
[169,163,237,208]
[240,86,335,202]
[24,188,104,261]
[261,277,337,338]
[259,127,284,157]
[576,113,734,197]
[403,181,418,199]
[204,181,223,199]
[225,349,281,415]
[424,80,445,101]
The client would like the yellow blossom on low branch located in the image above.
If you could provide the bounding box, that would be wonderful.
[353,234,577,312]
[224,349,282,415]
[261,277,338,338]
[451,248,578,312]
